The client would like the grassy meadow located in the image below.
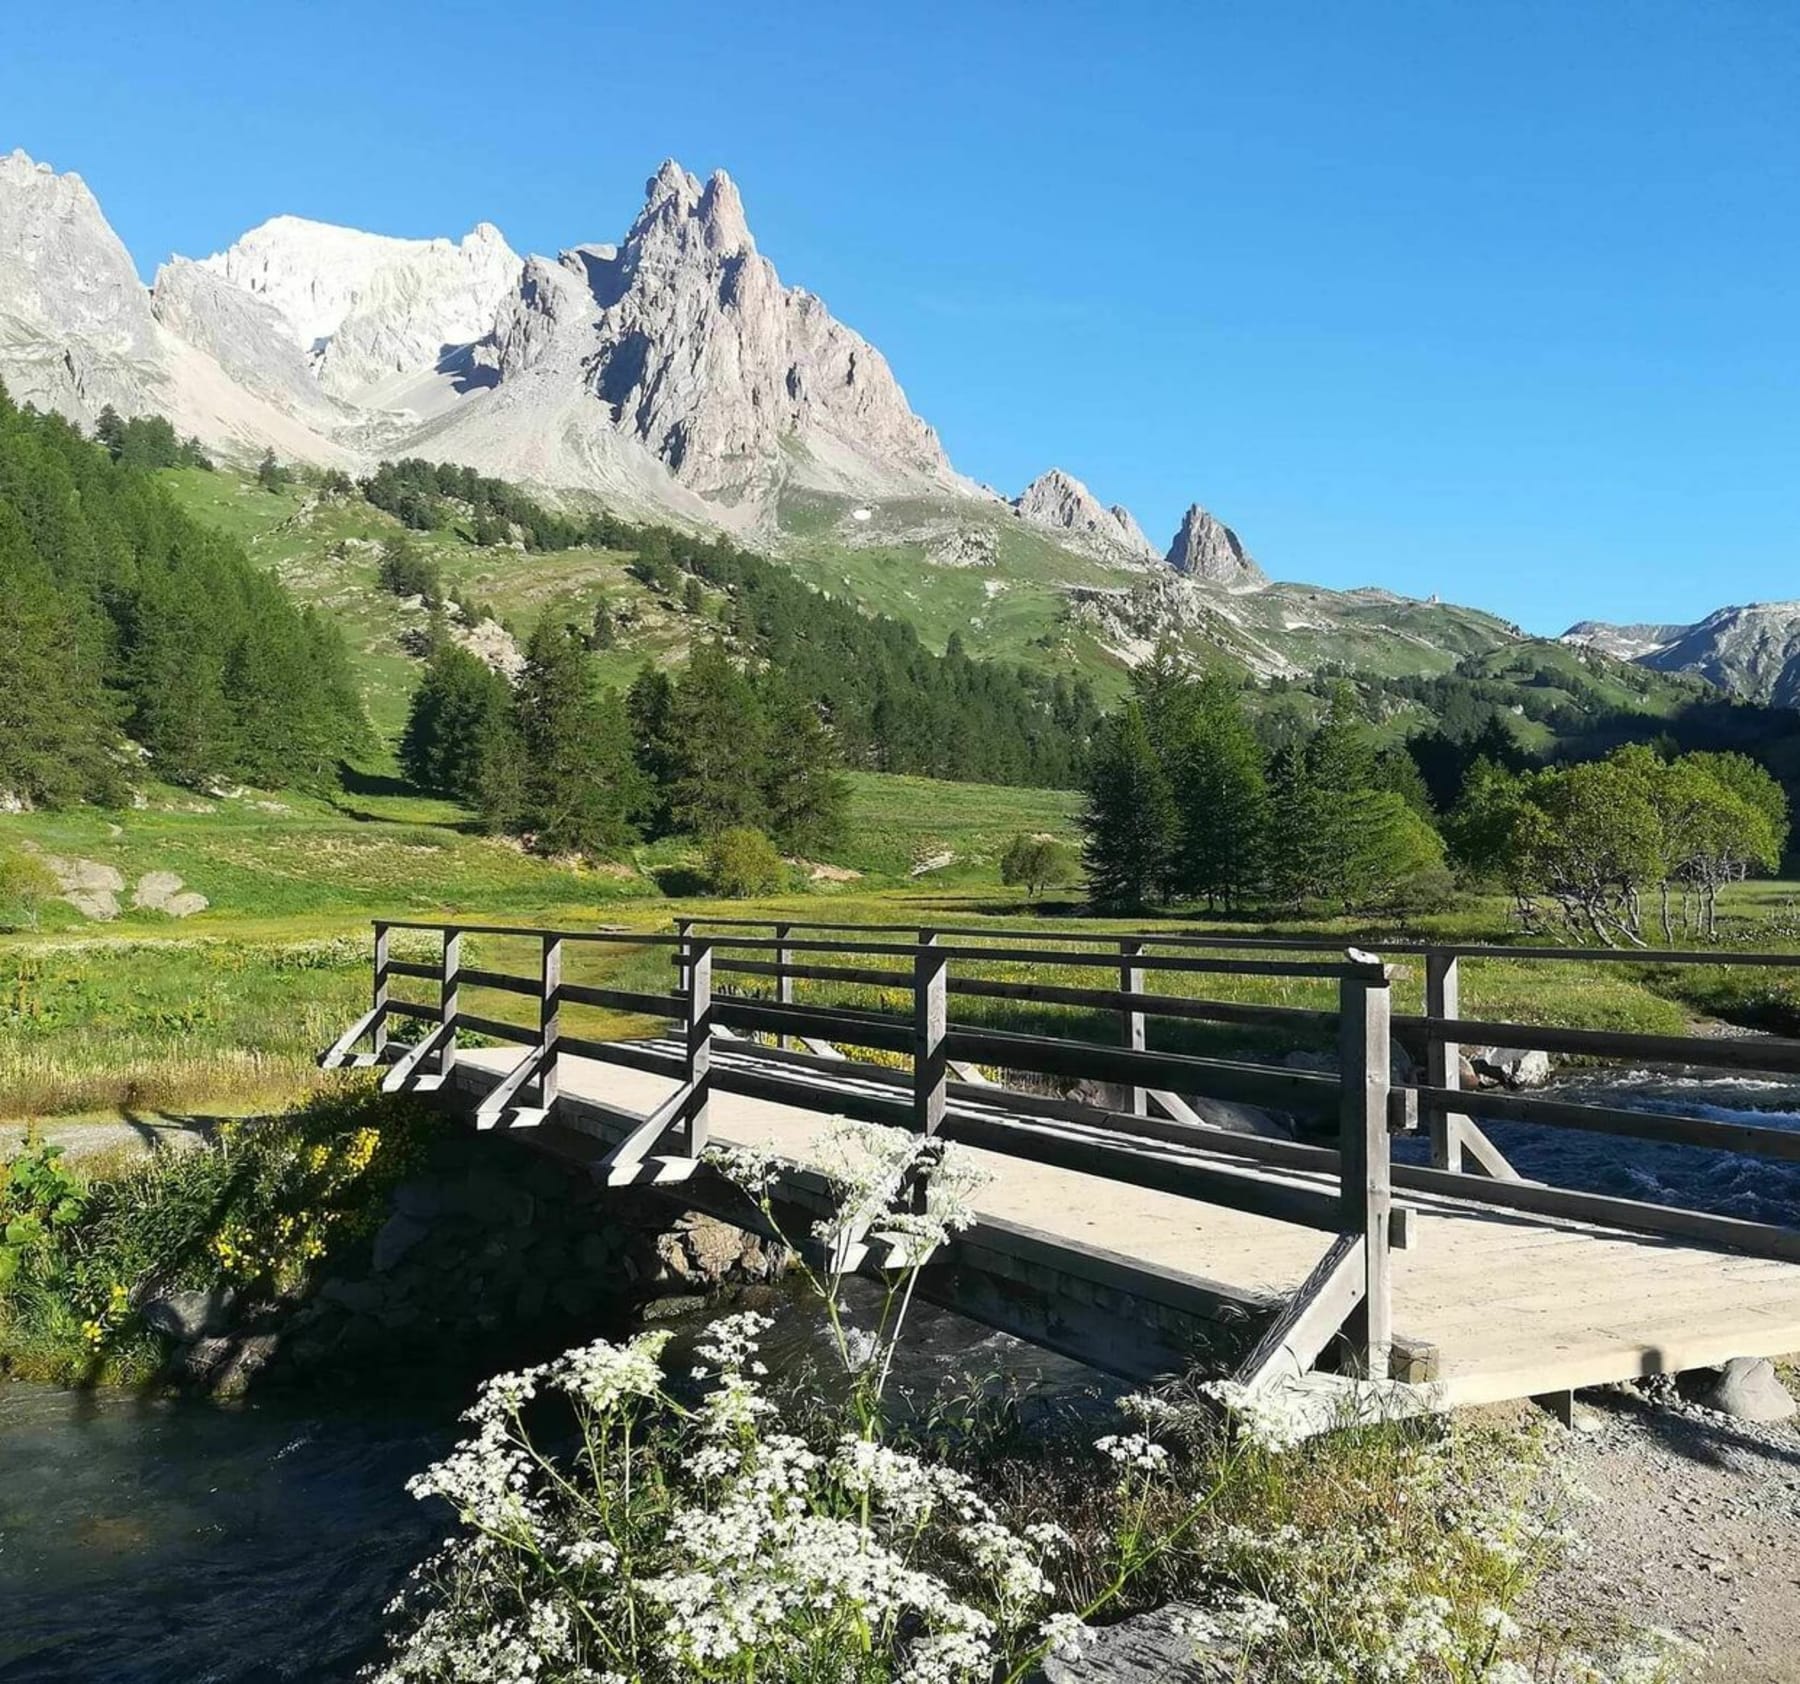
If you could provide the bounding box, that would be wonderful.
[6,752,1799,1127]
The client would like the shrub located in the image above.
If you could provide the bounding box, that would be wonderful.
[704,826,786,898]
[371,1121,1676,1684]
[999,833,1080,900]
[0,846,60,931]
[0,1083,437,1383]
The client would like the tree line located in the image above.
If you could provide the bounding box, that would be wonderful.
[402,632,849,858]
[357,457,1102,790]
[1081,655,1448,913]
[1079,649,1790,941]
[0,383,367,806]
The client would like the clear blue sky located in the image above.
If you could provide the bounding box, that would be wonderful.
[7,0,1797,633]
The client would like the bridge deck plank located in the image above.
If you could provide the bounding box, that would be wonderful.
[454,1045,1800,1407]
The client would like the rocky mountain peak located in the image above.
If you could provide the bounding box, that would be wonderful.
[1013,468,1159,562]
[0,149,162,420]
[196,214,522,396]
[1165,502,1267,589]
[629,161,753,261]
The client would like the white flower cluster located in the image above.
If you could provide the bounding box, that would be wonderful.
[1197,1376,1314,1453]
[374,1305,1074,1684]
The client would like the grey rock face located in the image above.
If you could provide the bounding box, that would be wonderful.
[1164,503,1267,588]
[1014,469,1160,563]
[1684,1357,1797,1423]
[151,257,335,418]
[0,149,165,422]
[1639,601,1800,706]
[572,160,953,501]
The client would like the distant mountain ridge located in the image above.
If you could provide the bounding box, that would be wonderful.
[9,142,1773,703]
[1564,603,1800,707]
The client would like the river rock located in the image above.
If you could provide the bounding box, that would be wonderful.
[141,1287,237,1341]
[1179,1096,1292,1140]
[1470,1046,1553,1088]
[1683,1357,1797,1422]
[1034,1604,1242,1682]
[372,1212,430,1272]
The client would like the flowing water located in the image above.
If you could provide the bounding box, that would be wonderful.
[0,1286,1101,1683]
[4,1071,1797,1681]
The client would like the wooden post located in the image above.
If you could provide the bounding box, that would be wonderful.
[674,917,694,996]
[1120,938,1147,1116]
[776,922,794,1050]
[1338,961,1393,1378]
[914,937,949,1136]
[1425,949,1464,1172]
[685,937,712,1154]
[371,923,390,1060]
[437,928,461,1080]
[539,934,562,1112]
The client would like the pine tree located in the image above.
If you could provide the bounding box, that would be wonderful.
[0,503,120,804]
[1080,703,1176,910]
[513,622,640,853]
[1172,674,1270,909]
[667,641,767,837]
[758,676,849,854]
[401,643,514,804]
[1265,742,1327,908]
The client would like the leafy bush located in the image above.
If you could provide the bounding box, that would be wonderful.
[0,846,60,931]
[0,1084,437,1382]
[999,833,1080,900]
[704,826,787,898]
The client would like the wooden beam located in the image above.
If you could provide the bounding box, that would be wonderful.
[1121,939,1147,1116]
[380,1020,457,1093]
[473,1044,552,1128]
[1235,1232,1365,1391]
[914,940,949,1136]
[685,939,712,1155]
[438,930,461,1083]
[1421,1014,1800,1076]
[318,1002,386,1070]
[539,935,561,1112]
[371,923,390,1062]
[1339,970,1393,1378]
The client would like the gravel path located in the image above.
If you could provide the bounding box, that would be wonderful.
[1530,1382,1800,1680]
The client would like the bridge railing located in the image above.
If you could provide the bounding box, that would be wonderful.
[672,917,1800,1268]
[325,918,1406,1378]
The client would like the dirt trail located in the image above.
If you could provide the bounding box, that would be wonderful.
[1529,1385,1800,1680]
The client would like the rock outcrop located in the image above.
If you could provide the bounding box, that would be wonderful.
[1164,503,1267,589]
[565,160,955,502]
[1013,468,1159,563]
[0,149,164,423]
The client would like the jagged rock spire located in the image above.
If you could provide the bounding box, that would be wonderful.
[1164,502,1266,588]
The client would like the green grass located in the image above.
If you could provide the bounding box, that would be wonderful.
[0,770,1086,1119]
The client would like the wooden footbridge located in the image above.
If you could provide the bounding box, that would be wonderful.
[321,917,1800,1415]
